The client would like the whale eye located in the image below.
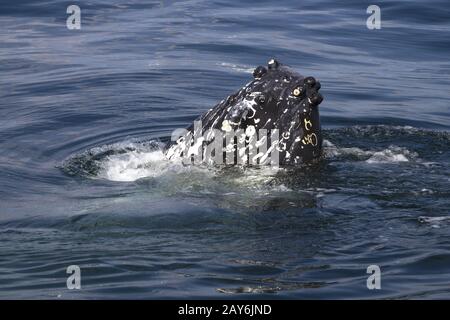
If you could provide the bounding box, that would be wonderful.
[293,86,303,97]
[253,66,267,79]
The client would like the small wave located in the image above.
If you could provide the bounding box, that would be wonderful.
[366,146,416,163]
[323,139,371,158]
[323,140,418,163]
[418,216,450,228]
[217,62,254,73]
[332,125,421,137]
[217,281,326,294]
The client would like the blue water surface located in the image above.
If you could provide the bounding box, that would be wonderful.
[0,0,449,299]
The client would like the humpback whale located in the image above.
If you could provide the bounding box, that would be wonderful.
[165,59,323,166]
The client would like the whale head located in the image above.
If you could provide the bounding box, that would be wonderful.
[166,59,324,165]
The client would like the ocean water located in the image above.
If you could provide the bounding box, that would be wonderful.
[0,0,449,299]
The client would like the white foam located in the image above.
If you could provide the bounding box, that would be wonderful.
[99,148,169,182]
[323,140,417,164]
[270,184,292,192]
[85,140,191,182]
[366,146,414,163]
[418,216,450,228]
[228,166,283,191]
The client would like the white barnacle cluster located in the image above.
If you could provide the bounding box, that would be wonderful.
[165,59,323,166]
[245,125,256,137]
[221,119,232,132]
